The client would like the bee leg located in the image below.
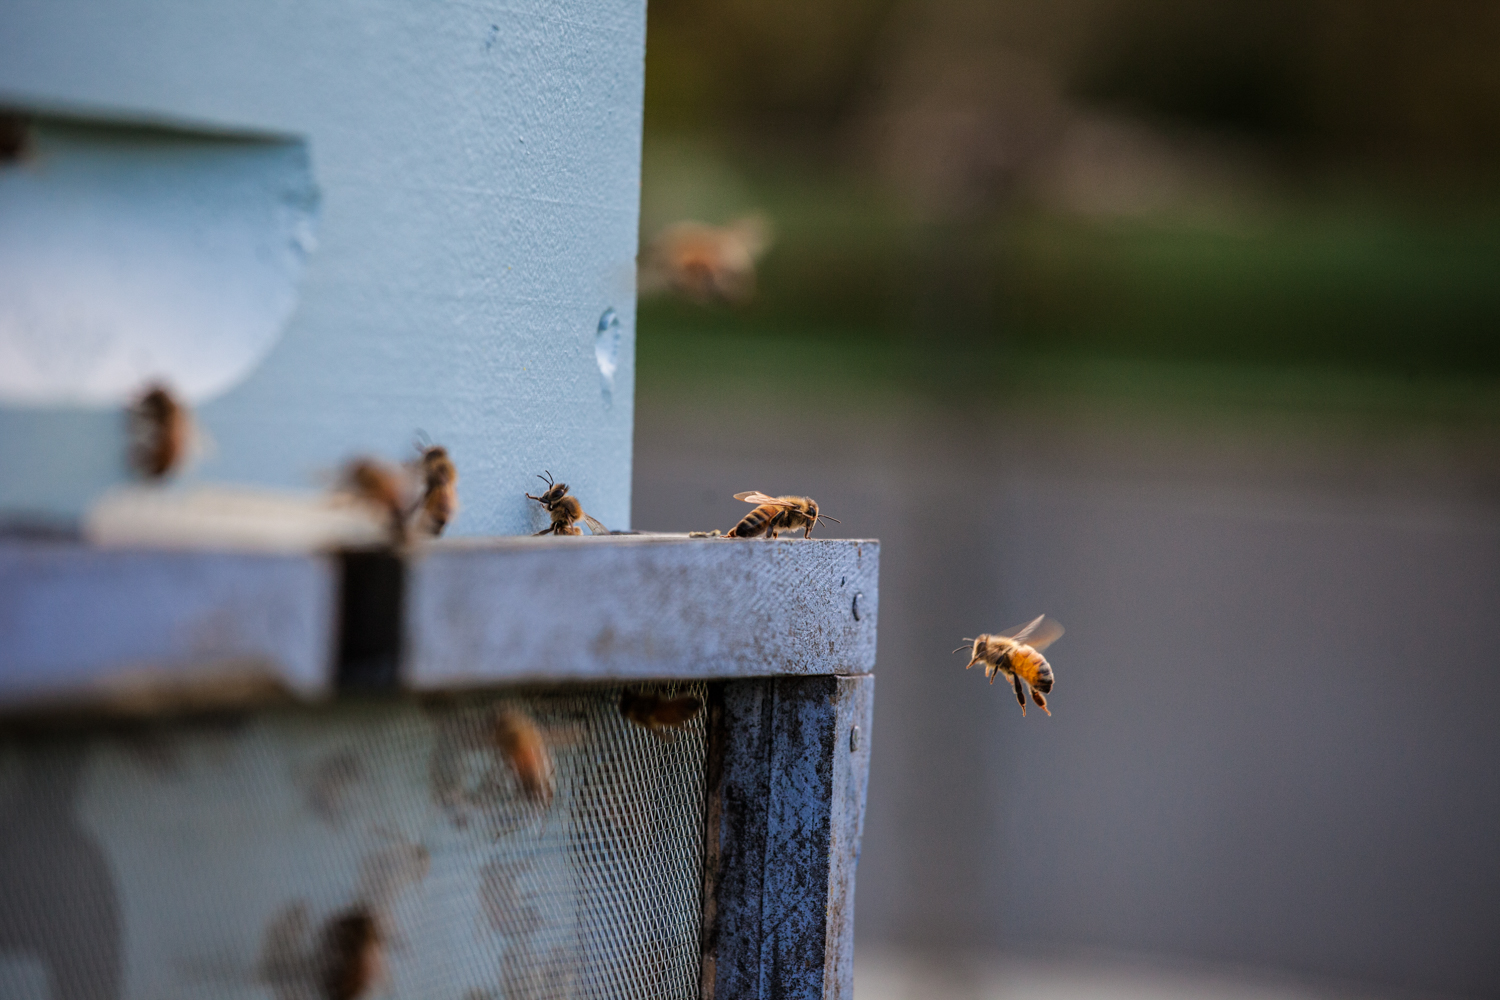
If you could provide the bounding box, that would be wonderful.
[1031,688,1050,716]
[534,527,553,536]
[1011,674,1028,716]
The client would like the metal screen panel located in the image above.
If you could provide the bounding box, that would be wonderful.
[0,683,706,1000]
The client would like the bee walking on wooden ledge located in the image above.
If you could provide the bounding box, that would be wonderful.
[342,458,411,545]
[956,614,1064,717]
[725,491,839,539]
[527,471,608,536]
[412,437,458,537]
[339,438,459,545]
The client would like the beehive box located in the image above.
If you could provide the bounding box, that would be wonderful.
[0,2,877,997]
[0,537,878,999]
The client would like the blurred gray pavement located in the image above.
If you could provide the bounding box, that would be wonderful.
[633,393,1500,999]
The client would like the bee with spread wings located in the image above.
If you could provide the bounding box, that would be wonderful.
[955,615,1064,717]
[725,491,839,539]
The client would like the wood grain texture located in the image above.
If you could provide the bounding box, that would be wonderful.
[0,540,336,710]
[701,675,875,1000]
[825,675,875,1000]
[407,536,879,687]
[0,536,878,712]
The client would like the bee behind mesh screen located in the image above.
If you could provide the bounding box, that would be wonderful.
[0,683,708,999]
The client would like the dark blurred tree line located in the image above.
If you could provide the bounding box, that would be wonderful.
[641,0,1500,379]
[648,0,1500,173]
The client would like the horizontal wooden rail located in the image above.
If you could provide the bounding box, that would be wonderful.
[0,536,879,714]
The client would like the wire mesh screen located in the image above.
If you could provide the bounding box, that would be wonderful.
[0,683,708,1000]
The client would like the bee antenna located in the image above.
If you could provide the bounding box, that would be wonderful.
[818,514,841,524]
[536,470,554,487]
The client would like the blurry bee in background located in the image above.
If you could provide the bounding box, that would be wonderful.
[726,491,839,539]
[526,471,608,536]
[0,112,30,164]
[128,382,193,480]
[341,458,411,545]
[412,438,458,536]
[320,906,385,1000]
[620,690,703,734]
[955,614,1064,717]
[638,215,773,306]
[491,708,554,807]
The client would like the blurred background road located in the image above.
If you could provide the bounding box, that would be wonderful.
[630,2,1500,997]
[635,387,1500,1000]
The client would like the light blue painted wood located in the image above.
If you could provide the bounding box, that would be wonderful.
[0,119,317,408]
[0,537,879,709]
[0,542,338,706]
[0,0,644,532]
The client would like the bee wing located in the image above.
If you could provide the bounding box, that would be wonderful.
[1001,615,1065,652]
[733,491,798,508]
[581,513,610,535]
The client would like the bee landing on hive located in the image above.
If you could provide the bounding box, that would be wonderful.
[526,471,608,536]
[320,906,385,1000]
[411,438,458,537]
[337,437,459,546]
[491,708,555,808]
[128,382,204,480]
[619,689,703,736]
[725,491,839,539]
[956,614,1064,717]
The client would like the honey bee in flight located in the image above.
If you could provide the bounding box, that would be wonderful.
[342,458,411,545]
[955,615,1064,717]
[639,215,773,305]
[128,382,193,480]
[620,690,703,734]
[491,708,554,807]
[527,471,608,536]
[726,492,839,539]
[412,440,458,536]
[320,906,385,1000]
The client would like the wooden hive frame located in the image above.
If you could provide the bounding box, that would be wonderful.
[0,535,878,999]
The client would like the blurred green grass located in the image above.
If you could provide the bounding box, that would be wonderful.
[637,158,1500,423]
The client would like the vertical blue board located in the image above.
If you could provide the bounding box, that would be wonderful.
[705,677,848,1000]
[0,0,645,533]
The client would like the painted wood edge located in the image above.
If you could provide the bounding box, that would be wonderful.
[0,538,879,717]
[824,674,875,1000]
[404,538,879,687]
[0,540,339,716]
[702,674,873,1000]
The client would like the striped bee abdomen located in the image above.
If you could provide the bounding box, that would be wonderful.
[727,504,779,538]
[1011,647,1053,692]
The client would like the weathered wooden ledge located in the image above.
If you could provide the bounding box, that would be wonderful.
[0,535,879,714]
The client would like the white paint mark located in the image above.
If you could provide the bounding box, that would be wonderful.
[0,116,318,407]
[595,306,621,403]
